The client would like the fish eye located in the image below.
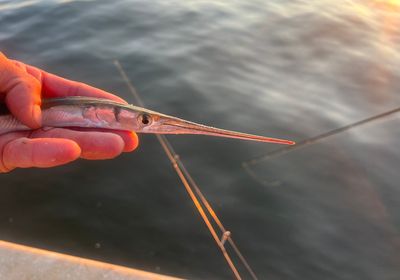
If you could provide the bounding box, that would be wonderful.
[138,113,152,126]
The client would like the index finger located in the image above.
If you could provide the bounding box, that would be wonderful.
[23,63,127,104]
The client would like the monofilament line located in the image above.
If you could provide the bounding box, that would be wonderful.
[243,106,400,169]
[114,60,258,280]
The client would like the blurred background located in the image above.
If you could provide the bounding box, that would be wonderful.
[1,0,400,279]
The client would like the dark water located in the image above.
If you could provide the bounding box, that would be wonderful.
[1,0,400,279]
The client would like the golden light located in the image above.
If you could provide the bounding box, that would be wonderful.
[373,0,400,10]
[388,0,400,6]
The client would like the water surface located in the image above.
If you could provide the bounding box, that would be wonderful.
[1,0,400,279]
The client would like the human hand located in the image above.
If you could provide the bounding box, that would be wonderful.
[0,52,138,173]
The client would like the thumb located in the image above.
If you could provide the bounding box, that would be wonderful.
[0,52,42,128]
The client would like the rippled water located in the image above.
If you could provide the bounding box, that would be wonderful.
[1,0,400,279]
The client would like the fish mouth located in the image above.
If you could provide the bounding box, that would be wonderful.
[161,120,295,145]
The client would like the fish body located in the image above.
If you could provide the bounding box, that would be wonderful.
[0,97,295,145]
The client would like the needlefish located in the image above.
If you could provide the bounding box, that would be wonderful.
[0,97,295,145]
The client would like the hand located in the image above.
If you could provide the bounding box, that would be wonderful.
[0,52,138,173]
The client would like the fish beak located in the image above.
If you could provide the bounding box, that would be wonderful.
[153,116,295,145]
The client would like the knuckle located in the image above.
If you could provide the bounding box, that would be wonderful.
[23,75,41,92]
[2,75,23,92]
[2,63,41,90]
[5,75,39,95]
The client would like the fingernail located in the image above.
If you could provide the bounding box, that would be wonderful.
[32,104,42,127]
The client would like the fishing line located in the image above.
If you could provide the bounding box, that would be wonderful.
[242,106,400,171]
[114,60,258,280]
[162,137,258,280]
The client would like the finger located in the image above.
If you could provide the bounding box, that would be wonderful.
[0,131,27,172]
[9,60,28,72]
[33,66,126,103]
[65,128,139,152]
[30,128,126,160]
[23,63,43,83]
[9,59,42,86]
[2,137,81,170]
[0,53,42,128]
[114,130,139,152]
[12,61,125,103]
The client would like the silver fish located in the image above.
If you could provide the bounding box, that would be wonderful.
[0,97,295,145]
